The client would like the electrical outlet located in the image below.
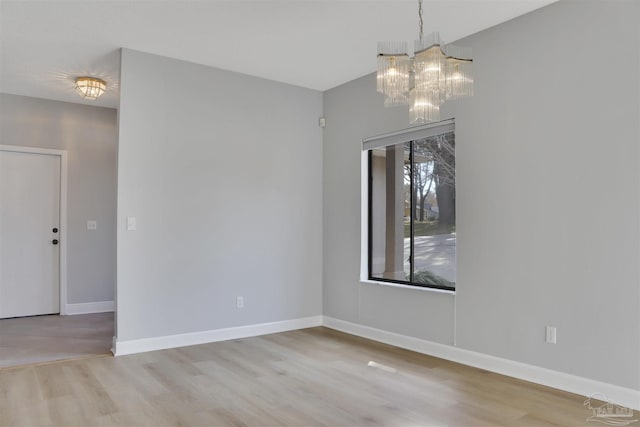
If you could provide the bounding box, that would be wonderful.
[87,220,97,230]
[545,326,557,344]
[236,296,244,309]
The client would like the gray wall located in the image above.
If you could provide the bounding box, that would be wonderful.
[323,0,639,390]
[0,93,117,304]
[116,49,323,341]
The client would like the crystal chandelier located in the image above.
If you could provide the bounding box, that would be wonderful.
[377,0,473,124]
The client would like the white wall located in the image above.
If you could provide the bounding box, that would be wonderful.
[116,49,323,342]
[323,0,639,391]
[0,93,117,305]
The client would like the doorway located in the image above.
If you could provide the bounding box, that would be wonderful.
[0,146,111,368]
[0,98,117,369]
[0,145,67,318]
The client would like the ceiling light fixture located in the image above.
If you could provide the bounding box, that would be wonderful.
[377,0,473,124]
[74,77,106,100]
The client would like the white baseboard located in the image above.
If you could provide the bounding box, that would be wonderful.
[322,316,640,411]
[65,300,115,315]
[113,315,323,356]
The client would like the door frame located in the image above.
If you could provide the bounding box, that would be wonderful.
[0,144,68,315]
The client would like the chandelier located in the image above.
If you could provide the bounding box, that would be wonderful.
[377,0,473,124]
[74,77,107,100]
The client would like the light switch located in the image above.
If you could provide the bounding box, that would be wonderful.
[545,326,557,344]
[126,216,136,231]
[87,220,97,230]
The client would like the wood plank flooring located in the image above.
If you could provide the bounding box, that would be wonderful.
[0,312,114,368]
[0,326,600,426]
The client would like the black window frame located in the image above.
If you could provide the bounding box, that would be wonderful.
[366,126,456,292]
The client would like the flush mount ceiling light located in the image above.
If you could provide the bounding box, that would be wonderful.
[377,0,473,124]
[74,77,106,100]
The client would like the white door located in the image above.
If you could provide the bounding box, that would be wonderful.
[0,149,61,318]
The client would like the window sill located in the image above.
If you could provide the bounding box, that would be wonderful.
[359,279,456,295]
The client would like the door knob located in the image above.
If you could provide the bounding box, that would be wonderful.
[52,239,59,245]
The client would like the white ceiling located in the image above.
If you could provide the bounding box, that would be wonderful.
[0,0,556,109]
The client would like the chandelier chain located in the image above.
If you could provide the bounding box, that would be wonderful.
[418,0,423,42]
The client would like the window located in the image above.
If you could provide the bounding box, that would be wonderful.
[366,120,456,291]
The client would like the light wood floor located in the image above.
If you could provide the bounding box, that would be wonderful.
[0,327,598,426]
[0,312,114,368]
